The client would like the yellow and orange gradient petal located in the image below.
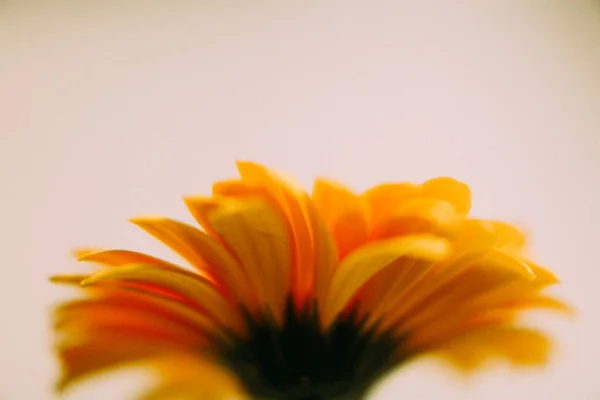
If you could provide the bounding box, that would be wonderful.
[51,161,569,399]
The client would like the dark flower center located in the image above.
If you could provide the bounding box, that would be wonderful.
[218,297,410,400]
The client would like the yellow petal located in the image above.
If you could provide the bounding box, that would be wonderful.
[56,335,179,392]
[312,178,369,258]
[475,220,527,252]
[422,177,471,215]
[212,179,269,199]
[378,225,540,331]
[56,305,207,349]
[55,289,222,340]
[454,219,528,254]
[144,355,249,400]
[457,276,559,317]
[50,274,90,285]
[474,249,536,279]
[79,249,179,268]
[357,258,438,328]
[436,327,552,371]
[382,249,537,333]
[71,248,104,260]
[139,388,197,400]
[206,197,291,325]
[81,263,243,334]
[130,216,255,308]
[405,294,570,350]
[526,259,559,285]
[371,197,460,240]
[236,161,314,302]
[183,196,221,237]
[213,178,339,312]
[141,384,247,400]
[361,183,421,226]
[305,200,339,312]
[465,295,574,324]
[323,235,450,327]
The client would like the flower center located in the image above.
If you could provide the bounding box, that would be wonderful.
[218,297,408,400]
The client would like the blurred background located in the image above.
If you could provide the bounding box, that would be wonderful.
[1,0,599,399]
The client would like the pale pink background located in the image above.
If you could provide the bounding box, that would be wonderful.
[1,1,599,399]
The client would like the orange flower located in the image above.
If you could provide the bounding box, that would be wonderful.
[51,162,569,399]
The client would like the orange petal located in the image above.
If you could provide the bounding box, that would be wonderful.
[55,305,206,348]
[56,335,180,392]
[79,249,179,268]
[55,289,222,340]
[323,235,450,327]
[144,354,249,400]
[357,258,438,328]
[206,197,291,325]
[371,197,460,240]
[465,295,574,324]
[183,196,221,238]
[361,183,421,226]
[212,179,270,200]
[236,161,314,303]
[435,327,551,371]
[455,219,527,253]
[405,294,570,350]
[406,221,535,301]
[50,274,90,285]
[81,263,243,334]
[382,249,537,333]
[305,201,339,312]
[312,178,369,258]
[71,248,104,260]
[130,216,255,308]
[422,177,471,215]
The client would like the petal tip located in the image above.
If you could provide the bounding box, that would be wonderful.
[71,248,102,261]
[129,215,165,225]
[182,195,214,206]
[49,274,89,285]
[79,277,94,287]
[49,275,69,284]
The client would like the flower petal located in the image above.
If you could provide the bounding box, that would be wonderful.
[305,201,339,312]
[236,161,315,302]
[436,327,552,370]
[206,197,291,325]
[392,222,538,310]
[50,274,90,285]
[357,258,439,328]
[79,249,179,268]
[406,294,570,351]
[312,178,369,258]
[130,216,255,308]
[183,196,221,237]
[56,335,180,391]
[81,263,244,334]
[371,197,460,240]
[71,248,104,260]
[361,183,421,226]
[55,305,206,348]
[422,177,471,215]
[323,235,450,327]
[143,354,249,400]
[55,289,222,340]
[381,249,538,333]
[212,179,269,199]
[465,295,573,324]
[455,219,528,254]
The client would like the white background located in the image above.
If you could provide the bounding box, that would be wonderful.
[1,1,599,399]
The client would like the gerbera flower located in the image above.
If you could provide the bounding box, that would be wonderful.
[51,161,568,400]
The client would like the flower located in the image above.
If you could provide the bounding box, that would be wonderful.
[51,161,569,400]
